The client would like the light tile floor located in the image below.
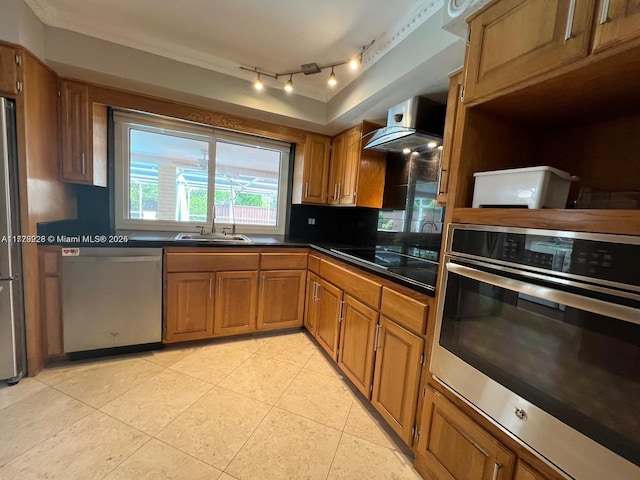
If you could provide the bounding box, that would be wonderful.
[0,330,422,480]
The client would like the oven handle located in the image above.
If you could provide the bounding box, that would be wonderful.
[446,262,640,326]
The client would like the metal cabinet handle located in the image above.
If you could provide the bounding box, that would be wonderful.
[313,281,318,300]
[599,0,610,24]
[565,0,577,41]
[261,276,265,294]
[218,279,221,297]
[491,463,501,480]
[374,324,381,351]
[209,277,213,297]
[81,152,86,175]
[333,183,338,200]
[337,183,342,200]
[304,182,309,198]
[338,299,345,322]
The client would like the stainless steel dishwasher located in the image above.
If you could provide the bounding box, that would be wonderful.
[62,248,163,353]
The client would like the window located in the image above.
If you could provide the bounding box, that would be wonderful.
[378,150,444,234]
[114,111,291,234]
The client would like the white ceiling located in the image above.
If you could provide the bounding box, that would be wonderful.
[24,0,438,102]
[0,0,467,133]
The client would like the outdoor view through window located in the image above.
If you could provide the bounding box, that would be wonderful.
[115,111,290,233]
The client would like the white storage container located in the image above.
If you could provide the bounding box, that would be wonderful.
[472,166,576,209]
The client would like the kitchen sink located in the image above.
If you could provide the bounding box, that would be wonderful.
[174,233,252,243]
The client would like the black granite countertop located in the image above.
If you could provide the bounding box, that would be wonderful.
[37,223,438,295]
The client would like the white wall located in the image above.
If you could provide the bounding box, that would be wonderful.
[2,0,465,134]
[0,0,45,58]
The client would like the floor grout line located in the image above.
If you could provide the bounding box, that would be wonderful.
[221,361,305,473]
[5,330,422,478]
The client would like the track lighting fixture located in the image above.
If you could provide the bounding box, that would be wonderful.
[240,40,375,93]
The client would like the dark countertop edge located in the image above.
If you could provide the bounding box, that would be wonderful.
[309,245,436,297]
[39,232,436,296]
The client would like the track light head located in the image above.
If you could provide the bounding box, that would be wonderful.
[328,67,337,87]
[253,73,264,90]
[284,75,293,93]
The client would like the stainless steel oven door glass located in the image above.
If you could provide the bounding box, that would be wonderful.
[431,224,640,480]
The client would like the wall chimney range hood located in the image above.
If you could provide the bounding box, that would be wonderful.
[364,97,446,153]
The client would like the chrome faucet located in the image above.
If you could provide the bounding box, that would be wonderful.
[211,205,217,234]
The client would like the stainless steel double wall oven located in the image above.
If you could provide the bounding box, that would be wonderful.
[432,224,639,480]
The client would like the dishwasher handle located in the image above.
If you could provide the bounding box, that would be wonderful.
[63,256,161,263]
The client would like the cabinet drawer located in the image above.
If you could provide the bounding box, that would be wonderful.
[260,252,308,270]
[308,253,321,274]
[166,252,259,272]
[319,260,381,308]
[380,287,428,335]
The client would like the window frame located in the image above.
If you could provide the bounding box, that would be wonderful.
[114,110,291,234]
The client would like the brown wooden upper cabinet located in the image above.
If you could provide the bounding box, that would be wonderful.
[328,122,386,207]
[415,388,516,480]
[592,0,640,52]
[0,44,21,96]
[298,133,331,204]
[464,0,596,103]
[437,71,463,206]
[59,80,108,186]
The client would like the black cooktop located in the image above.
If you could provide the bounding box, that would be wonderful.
[330,246,439,288]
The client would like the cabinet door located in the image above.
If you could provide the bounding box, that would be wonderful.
[415,388,515,480]
[304,272,319,334]
[60,80,90,184]
[59,80,107,186]
[513,461,546,480]
[302,133,330,204]
[257,270,305,330]
[464,0,596,102]
[165,273,214,342]
[337,295,378,397]
[339,126,361,205]
[593,0,640,52]
[315,279,343,360]
[0,45,20,95]
[214,271,258,335]
[437,72,463,205]
[39,248,63,356]
[371,315,424,445]
[328,132,344,205]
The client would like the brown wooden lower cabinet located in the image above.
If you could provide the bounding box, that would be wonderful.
[371,315,424,445]
[304,272,320,334]
[513,461,546,480]
[257,270,306,330]
[415,387,516,480]
[337,294,378,398]
[165,273,214,342]
[39,247,64,356]
[213,270,258,336]
[314,278,343,360]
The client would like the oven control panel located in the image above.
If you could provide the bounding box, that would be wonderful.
[450,226,639,289]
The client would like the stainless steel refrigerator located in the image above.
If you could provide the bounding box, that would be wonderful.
[0,97,25,385]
